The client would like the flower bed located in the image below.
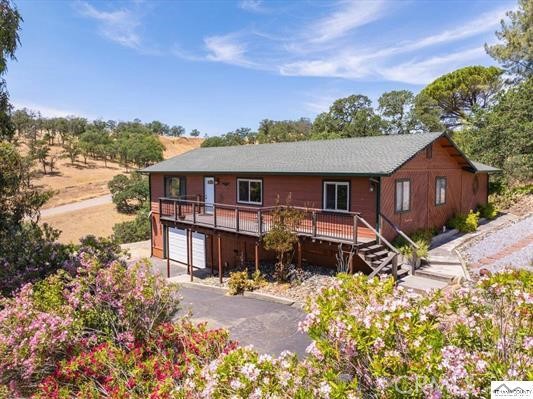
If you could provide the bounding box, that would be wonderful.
[201,263,338,303]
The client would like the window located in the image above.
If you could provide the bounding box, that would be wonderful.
[395,179,410,212]
[164,176,186,198]
[237,178,262,204]
[435,177,446,205]
[323,181,349,212]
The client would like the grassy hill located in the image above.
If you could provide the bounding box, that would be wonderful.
[31,136,202,243]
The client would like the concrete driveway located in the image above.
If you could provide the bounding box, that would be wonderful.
[176,284,311,358]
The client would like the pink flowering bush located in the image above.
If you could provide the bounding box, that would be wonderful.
[298,270,532,398]
[66,254,180,343]
[188,347,307,398]
[0,278,79,394]
[0,254,180,395]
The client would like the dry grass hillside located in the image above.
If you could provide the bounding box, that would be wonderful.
[31,136,202,243]
[29,136,203,209]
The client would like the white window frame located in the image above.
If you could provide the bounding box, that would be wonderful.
[323,181,350,212]
[395,179,411,213]
[435,176,446,205]
[237,178,262,205]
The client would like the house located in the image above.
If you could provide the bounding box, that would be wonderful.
[142,132,499,280]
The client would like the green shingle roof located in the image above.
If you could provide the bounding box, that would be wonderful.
[142,132,494,176]
[470,161,501,173]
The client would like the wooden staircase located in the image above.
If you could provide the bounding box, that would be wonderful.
[357,241,409,279]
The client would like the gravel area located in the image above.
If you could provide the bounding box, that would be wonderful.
[463,215,533,263]
[489,243,533,271]
[198,263,339,303]
[462,214,533,273]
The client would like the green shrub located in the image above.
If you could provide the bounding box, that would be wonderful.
[228,271,251,295]
[489,184,532,210]
[448,210,479,233]
[227,270,265,295]
[478,202,498,220]
[112,207,150,244]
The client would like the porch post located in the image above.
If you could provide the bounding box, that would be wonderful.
[166,226,170,278]
[217,234,222,284]
[255,241,260,273]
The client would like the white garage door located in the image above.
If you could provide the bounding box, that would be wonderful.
[168,227,206,268]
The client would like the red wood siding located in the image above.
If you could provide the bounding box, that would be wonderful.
[380,138,489,240]
[150,136,489,262]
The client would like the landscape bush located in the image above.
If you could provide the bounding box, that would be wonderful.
[35,321,236,399]
[112,205,151,244]
[488,184,532,210]
[448,210,479,233]
[477,202,498,220]
[0,254,180,395]
[228,270,265,295]
[0,222,70,297]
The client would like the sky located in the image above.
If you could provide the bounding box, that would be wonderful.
[7,0,514,136]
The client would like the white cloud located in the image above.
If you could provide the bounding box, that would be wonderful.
[278,4,507,83]
[204,34,253,67]
[12,101,94,119]
[77,2,142,49]
[239,0,266,13]
[280,53,370,79]
[309,0,387,43]
[384,6,509,56]
[378,47,486,84]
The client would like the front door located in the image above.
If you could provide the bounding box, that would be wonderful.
[204,176,215,214]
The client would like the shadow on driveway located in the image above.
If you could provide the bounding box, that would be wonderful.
[175,285,311,358]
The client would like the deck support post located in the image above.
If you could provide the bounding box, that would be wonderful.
[188,229,193,282]
[166,226,170,278]
[312,212,317,237]
[349,251,353,274]
[210,234,214,276]
[255,241,260,273]
[217,234,222,284]
[297,239,302,269]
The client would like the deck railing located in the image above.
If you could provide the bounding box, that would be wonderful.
[158,197,376,244]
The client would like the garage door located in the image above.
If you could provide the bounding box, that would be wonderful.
[168,227,206,268]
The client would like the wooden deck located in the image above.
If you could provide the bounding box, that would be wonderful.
[159,198,376,244]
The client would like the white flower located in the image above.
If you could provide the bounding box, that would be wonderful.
[230,379,244,390]
[319,381,332,398]
[240,363,260,381]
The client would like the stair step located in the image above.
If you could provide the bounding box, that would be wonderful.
[398,275,449,294]
[415,268,458,283]
[359,244,384,255]
[397,268,409,278]
[366,250,389,260]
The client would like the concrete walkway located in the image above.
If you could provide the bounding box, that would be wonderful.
[422,213,519,281]
[399,214,522,292]
[40,194,112,217]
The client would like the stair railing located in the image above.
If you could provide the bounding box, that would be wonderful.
[356,215,399,279]
[379,212,419,274]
